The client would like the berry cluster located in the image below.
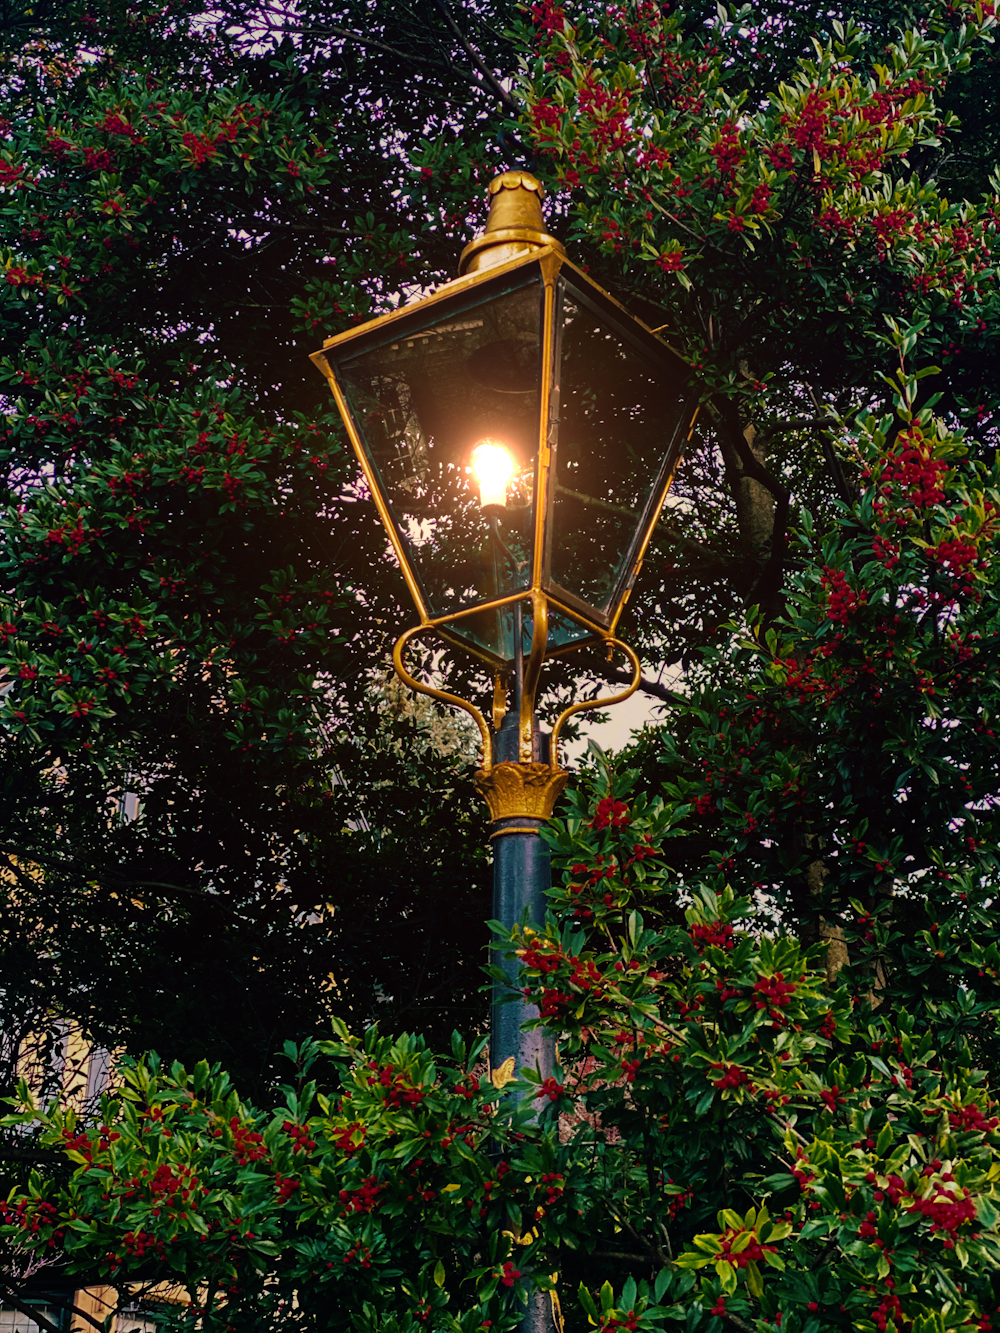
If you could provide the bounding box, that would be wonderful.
[753,972,798,1026]
[337,1176,383,1216]
[710,1062,751,1091]
[231,1119,269,1164]
[689,919,734,951]
[712,1224,777,1269]
[365,1063,427,1109]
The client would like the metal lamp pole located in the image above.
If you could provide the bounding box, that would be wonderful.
[478,698,564,1333]
[487,707,555,1094]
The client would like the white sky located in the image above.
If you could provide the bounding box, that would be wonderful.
[560,686,668,762]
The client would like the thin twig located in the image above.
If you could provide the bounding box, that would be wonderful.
[432,0,520,114]
[589,1249,660,1262]
[721,1309,758,1333]
[753,415,836,442]
[285,24,504,99]
[611,1212,671,1268]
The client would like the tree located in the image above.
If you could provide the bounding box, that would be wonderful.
[1,0,996,1080]
[514,0,999,653]
[1,4,998,1326]
[0,0,526,1096]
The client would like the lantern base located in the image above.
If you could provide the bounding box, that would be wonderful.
[475,761,569,821]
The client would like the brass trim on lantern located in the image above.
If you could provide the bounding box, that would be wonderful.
[311,245,554,356]
[491,676,508,730]
[459,169,566,275]
[519,590,549,763]
[512,259,560,763]
[314,368,431,625]
[532,268,557,598]
[459,226,566,276]
[549,639,643,770]
[556,252,689,357]
[311,171,701,787]
[474,761,569,821]
[429,589,534,625]
[421,587,608,675]
[607,405,702,639]
[393,625,493,769]
[311,247,684,365]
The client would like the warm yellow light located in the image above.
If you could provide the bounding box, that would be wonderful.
[470,439,516,509]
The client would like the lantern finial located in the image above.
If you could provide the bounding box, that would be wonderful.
[459,171,565,276]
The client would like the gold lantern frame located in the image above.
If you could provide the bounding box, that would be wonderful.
[310,173,699,805]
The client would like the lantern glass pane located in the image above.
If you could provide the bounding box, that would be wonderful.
[548,284,691,619]
[336,276,543,662]
[545,606,594,652]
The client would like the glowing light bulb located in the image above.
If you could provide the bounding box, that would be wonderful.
[470,439,516,510]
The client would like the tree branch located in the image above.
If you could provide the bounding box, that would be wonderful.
[755,415,837,438]
[36,1292,117,1333]
[284,23,507,100]
[432,0,520,115]
[606,671,678,704]
[0,1287,67,1333]
[721,1309,758,1333]
[613,1213,671,1269]
[819,433,857,506]
[554,483,724,565]
[714,395,792,616]
[0,1147,65,1162]
[588,1249,658,1262]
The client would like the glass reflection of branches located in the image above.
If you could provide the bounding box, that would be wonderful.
[550,293,689,619]
[338,279,542,667]
[488,510,526,716]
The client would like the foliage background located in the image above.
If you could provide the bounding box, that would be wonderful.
[0,0,998,1327]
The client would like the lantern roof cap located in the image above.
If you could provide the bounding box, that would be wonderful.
[459,170,565,276]
[488,169,544,198]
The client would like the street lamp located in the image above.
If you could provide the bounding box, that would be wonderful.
[309,161,698,1216]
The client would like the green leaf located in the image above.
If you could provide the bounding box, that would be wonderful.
[628,911,641,947]
[716,1262,737,1295]
[579,1285,599,1321]
[693,1235,722,1253]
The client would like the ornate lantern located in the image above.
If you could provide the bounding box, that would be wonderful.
[310,171,700,814]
